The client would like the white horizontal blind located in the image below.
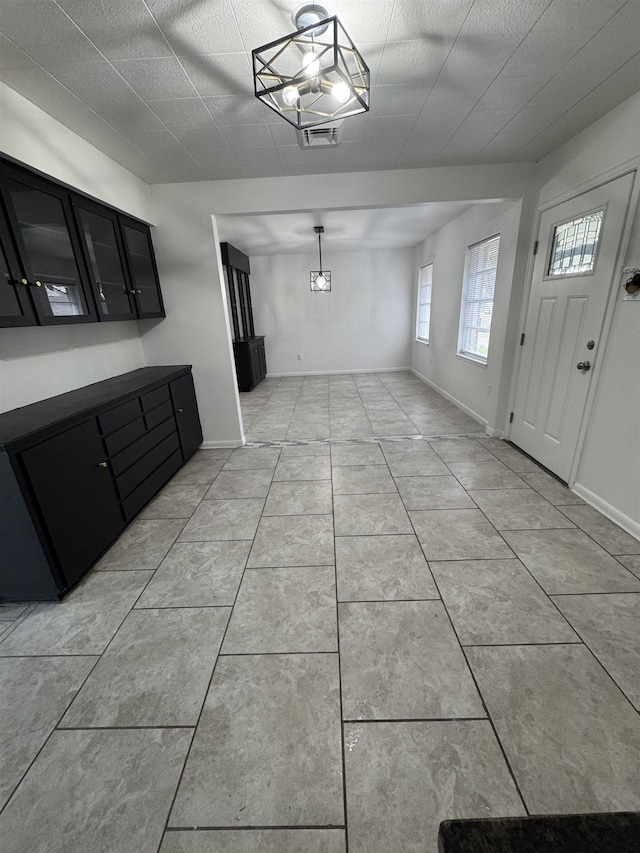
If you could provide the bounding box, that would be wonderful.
[459,235,500,362]
[416,263,433,342]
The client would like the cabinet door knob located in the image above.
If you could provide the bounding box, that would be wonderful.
[176,407,184,413]
[97,461,108,468]
[136,289,142,294]
[21,278,28,285]
[34,280,42,287]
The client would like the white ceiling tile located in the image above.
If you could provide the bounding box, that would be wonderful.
[501,28,599,79]
[220,124,274,148]
[339,113,370,141]
[460,0,551,38]
[234,146,280,166]
[0,0,104,65]
[242,164,284,179]
[174,127,230,155]
[440,33,525,80]
[180,52,253,97]
[414,106,470,135]
[376,40,449,86]
[268,121,302,147]
[98,100,167,133]
[204,94,279,126]
[229,0,294,52]
[357,41,385,84]
[160,163,208,183]
[387,0,474,42]
[399,131,453,161]
[147,98,217,129]
[145,0,244,55]
[360,138,403,160]
[370,85,428,117]
[480,131,528,158]
[0,34,36,69]
[364,115,416,145]
[442,131,497,156]
[125,129,188,157]
[56,0,174,60]
[49,61,140,105]
[499,107,558,138]
[330,2,395,44]
[276,145,322,166]
[282,163,326,176]
[454,108,520,137]
[535,0,628,32]
[319,140,364,164]
[111,57,197,100]
[475,75,550,111]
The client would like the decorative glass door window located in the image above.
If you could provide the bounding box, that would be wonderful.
[546,208,604,277]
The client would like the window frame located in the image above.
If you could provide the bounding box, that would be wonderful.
[457,233,501,366]
[415,262,433,345]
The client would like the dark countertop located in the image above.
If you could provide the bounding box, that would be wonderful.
[0,366,191,450]
[438,812,640,853]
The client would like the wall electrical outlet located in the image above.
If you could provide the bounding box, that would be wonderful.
[297,353,303,360]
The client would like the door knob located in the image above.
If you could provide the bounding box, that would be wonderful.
[576,361,591,371]
[97,461,108,468]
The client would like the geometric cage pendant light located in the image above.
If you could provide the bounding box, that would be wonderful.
[252,4,370,131]
[310,226,331,292]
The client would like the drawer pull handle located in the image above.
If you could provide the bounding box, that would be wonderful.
[98,461,108,468]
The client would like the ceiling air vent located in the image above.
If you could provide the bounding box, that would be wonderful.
[297,121,343,148]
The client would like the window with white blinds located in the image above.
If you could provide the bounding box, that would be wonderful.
[458,234,500,363]
[416,263,433,343]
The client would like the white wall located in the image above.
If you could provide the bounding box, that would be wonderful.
[528,91,640,536]
[410,200,524,431]
[250,248,413,375]
[0,84,152,413]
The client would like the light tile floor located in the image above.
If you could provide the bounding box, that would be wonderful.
[1,371,639,853]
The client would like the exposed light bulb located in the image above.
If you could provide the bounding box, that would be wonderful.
[302,51,320,77]
[332,81,350,104]
[315,273,327,289]
[282,85,299,106]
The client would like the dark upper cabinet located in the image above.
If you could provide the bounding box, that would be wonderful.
[0,158,166,328]
[0,198,36,327]
[121,217,165,319]
[73,197,136,322]
[0,166,96,325]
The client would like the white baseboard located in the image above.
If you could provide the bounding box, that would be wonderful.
[571,482,640,543]
[201,438,245,449]
[268,367,411,377]
[485,426,506,438]
[410,368,488,430]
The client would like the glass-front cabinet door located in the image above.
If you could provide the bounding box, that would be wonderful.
[0,200,36,327]
[74,199,136,321]
[121,218,165,319]
[1,169,95,324]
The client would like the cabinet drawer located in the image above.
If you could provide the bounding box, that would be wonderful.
[115,432,180,499]
[122,449,182,521]
[98,398,142,435]
[141,384,170,413]
[103,416,146,456]
[145,399,173,430]
[111,417,176,476]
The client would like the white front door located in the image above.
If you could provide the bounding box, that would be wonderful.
[510,172,635,482]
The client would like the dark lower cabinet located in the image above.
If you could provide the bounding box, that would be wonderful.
[0,366,203,601]
[21,421,125,589]
[234,336,267,391]
[170,372,204,459]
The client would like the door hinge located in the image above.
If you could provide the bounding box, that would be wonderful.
[509,412,514,423]
[520,333,525,346]
[533,240,539,255]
